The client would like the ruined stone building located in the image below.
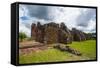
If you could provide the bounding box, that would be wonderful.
[72,28,86,41]
[31,22,89,44]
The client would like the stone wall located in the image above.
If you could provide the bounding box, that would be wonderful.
[31,22,89,44]
[60,22,72,44]
[31,23,37,40]
[44,22,59,44]
[72,28,86,41]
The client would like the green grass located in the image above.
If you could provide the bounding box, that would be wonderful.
[67,40,96,59]
[19,40,96,64]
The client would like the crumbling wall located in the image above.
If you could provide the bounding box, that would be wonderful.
[58,29,68,44]
[31,22,88,44]
[72,28,86,41]
[31,23,37,40]
[35,22,44,43]
[59,22,72,44]
[44,22,59,44]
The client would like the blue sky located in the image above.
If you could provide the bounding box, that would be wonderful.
[19,4,96,37]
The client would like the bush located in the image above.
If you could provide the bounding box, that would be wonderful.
[19,32,27,42]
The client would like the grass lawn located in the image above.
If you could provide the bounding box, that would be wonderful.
[19,40,96,64]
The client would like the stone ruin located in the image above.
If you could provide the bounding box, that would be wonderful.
[54,44,82,56]
[31,22,44,43]
[72,28,86,41]
[59,22,73,44]
[31,22,91,44]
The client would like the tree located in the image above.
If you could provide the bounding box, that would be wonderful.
[19,32,27,42]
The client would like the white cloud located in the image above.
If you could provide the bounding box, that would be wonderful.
[19,22,31,37]
[77,19,96,33]
[19,4,96,37]
[19,5,29,18]
[49,7,81,29]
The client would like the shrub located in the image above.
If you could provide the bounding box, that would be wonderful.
[19,32,27,42]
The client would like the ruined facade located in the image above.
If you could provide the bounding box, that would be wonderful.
[72,28,86,41]
[31,22,89,44]
[44,22,59,44]
[59,22,72,44]
[31,22,44,43]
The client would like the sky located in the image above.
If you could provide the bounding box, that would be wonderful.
[19,4,96,37]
